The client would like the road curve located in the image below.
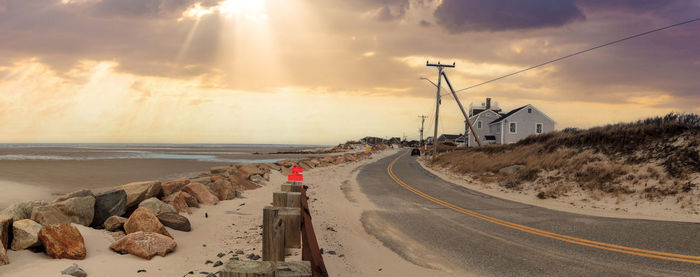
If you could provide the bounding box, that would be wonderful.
[357,150,700,276]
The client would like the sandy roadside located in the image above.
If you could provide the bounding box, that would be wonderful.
[305,149,462,277]
[1,149,455,276]
[418,158,700,223]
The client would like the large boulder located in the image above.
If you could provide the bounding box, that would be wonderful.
[115,180,162,208]
[228,175,261,191]
[109,231,176,260]
[182,183,219,205]
[103,216,127,231]
[38,224,86,260]
[31,205,72,225]
[31,196,95,226]
[235,165,266,180]
[161,178,190,197]
[157,212,191,232]
[210,166,231,175]
[249,174,265,184]
[162,192,192,214]
[0,243,8,266]
[138,198,177,216]
[205,180,236,200]
[52,189,94,203]
[0,200,47,221]
[91,190,127,227]
[11,219,42,250]
[189,177,211,185]
[0,217,12,250]
[124,207,172,238]
[499,165,525,175]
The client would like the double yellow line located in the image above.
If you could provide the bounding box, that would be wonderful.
[387,151,700,264]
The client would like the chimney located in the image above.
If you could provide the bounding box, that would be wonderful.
[486,98,491,109]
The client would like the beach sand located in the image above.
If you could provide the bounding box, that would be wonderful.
[1,148,453,276]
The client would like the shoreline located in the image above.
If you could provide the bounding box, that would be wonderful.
[418,157,700,223]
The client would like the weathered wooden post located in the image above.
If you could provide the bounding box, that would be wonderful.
[220,260,276,277]
[262,206,285,261]
[273,191,288,207]
[281,183,292,192]
[279,207,301,248]
[286,192,301,208]
[276,261,312,277]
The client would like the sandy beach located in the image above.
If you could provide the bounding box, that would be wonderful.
[0,147,453,276]
[0,144,322,209]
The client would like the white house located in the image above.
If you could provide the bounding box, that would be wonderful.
[466,98,555,147]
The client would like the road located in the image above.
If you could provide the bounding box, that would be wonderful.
[356,150,700,276]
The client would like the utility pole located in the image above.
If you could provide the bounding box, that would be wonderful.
[426,61,455,157]
[418,115,427,149]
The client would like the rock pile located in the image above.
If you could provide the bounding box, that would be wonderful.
[0,148,377,266]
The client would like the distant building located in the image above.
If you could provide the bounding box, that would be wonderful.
[437,134,461,143]
[466,98,555,147]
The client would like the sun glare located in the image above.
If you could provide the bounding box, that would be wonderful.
[219,0,268,21]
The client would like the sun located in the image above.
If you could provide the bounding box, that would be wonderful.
[218,0,268,20]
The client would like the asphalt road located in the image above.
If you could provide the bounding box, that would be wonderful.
[357,150,700,276]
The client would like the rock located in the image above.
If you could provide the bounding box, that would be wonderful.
[217,252,225,258]
[210,166,231,175]
[124,207,172,238]
[109,231,176,260]
[53,189,94,203]
[61,264,87,277]
[163,192,192,214]
[91,189,127,227]
[213,260,223,267]
[138,197,177,216]
[106,230,126,242]
[0,244,8,266]
[103,216,127,231]
[249,175,265,184]
[228,174,261,191]
[499,165,525,175]
[189,177,211,185]
[31,205,72,225]
[0,217,12,250]
[38,224,86,260]
[11,219,42,250]
[137,269,147,273]
[161,177,190,197]
[205,180,236,200]
[115,180,162,208]
[182,183,219,205]
[205,260,213,264]
[179,192,199,208]
[0,200,47,221]
[33,196,95,226]
[157,212,191,232]
[236,250,244,254]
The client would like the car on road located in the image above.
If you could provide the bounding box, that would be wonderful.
[411,148,421,156]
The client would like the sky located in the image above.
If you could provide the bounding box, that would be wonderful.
[0,0,698,144]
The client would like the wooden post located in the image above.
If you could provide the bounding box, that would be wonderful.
[281,183,292,192]
[262,206,285,261]
[286,192,301,208]
[276,261,312,277]
[273,191,288,207]
[220,260,276,277]
[279,207,301,248]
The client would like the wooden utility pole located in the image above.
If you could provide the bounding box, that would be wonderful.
[418,115,427,149]
[426,61,455,157]
[441,72,482,147]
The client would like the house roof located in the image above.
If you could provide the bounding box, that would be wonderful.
[438,134,461,140]
[489,105,528,124]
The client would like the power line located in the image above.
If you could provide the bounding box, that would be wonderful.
[442,17,700,96]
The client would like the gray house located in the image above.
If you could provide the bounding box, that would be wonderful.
[466,98,555,147]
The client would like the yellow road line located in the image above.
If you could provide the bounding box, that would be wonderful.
[387,151,700,264]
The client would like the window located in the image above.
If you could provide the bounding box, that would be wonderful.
[528,108,532,113]
[477,121,482,129]
[509,122,517,133]
[536,123,543,134]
